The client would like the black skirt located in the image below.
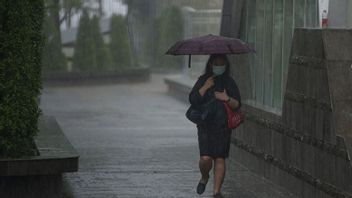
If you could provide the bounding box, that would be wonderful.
[197,124,232,159]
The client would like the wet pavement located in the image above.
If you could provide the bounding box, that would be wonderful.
[40,74,298,198]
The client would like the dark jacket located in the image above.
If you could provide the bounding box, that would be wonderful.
[188,73,241,128]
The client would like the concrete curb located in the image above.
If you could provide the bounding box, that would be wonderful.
[0,116,79,176]
[42,67,150,86]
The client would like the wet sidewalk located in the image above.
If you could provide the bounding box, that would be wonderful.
[40,74,298,198]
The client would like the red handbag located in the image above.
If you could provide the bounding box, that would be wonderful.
[222,101,244,129]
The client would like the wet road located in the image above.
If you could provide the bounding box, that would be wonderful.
[40,74,297,198]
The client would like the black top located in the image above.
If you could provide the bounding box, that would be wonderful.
[188,73,241,128]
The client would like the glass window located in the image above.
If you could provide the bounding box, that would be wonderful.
[240,0,318,113]
[294,0,305,27]
[272,0,284,109]
[263,0,273,107]
[244,0,257,100]
[283,0,294,94]
[255,0,265,105]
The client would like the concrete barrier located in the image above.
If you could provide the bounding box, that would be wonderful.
[42,67,150,86]
[0,116,79,198]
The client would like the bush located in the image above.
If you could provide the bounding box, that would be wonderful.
[72,10,112,72]
[0,0,44,158]
[155,6,184,69]
[91,16,113,71]
[41,11,67,71]
[72,9,97,71]
[109,15,133,69]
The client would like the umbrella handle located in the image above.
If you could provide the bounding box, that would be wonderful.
[188,55,191,68]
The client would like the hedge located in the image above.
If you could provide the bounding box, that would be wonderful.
[72,9,97,71]
[42,11,67,71]
[109,14,133,68]
[0,0,44,158]
[91,15,113,71]
[72,10,112,71]
[155,6,184,69]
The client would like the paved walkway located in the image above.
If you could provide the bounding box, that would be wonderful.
[40,74,298,198]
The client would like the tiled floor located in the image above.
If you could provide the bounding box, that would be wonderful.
[40,74,298,198]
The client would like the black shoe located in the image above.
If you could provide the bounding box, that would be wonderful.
[196,176,209,194]
[213,192,224,198]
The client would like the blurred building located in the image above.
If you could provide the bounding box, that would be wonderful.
[181,7,222,78]
[60,0,127,31]
[155,0,222,16]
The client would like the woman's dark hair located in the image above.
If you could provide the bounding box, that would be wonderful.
[204,54,231,76]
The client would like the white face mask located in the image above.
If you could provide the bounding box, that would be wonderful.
[212,65,226,76]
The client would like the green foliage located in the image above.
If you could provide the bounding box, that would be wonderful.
[109,14,133,68]
[72,10,96,71]
[0,0,44,158]
[91,16,113,70]
[41,12,67,71]
[72,10,112,71]
[155,6,184,69]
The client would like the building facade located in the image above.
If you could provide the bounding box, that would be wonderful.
[221,0,352,197]
[223,0,352,112]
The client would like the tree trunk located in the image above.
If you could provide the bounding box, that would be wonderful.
[98,0,103,17]
[52,0,62,47]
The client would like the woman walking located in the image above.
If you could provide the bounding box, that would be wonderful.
[189,54,241,198]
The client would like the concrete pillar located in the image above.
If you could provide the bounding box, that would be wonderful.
[220,0,245,38]
[282,28,352,162]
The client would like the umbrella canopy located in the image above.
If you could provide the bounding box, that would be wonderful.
[166,34,254,55]
[165,34,254,67]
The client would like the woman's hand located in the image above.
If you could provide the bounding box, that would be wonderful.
[199,76,214,96]
[214,89,229,101]
[203,76,214,89]
[216,89,240,110]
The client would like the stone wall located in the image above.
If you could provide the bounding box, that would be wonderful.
[227,28,352,198]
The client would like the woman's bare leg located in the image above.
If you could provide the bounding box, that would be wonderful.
[199,155,212,182]
[213,157,226,194]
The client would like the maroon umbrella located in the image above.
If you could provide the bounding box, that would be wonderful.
[165,34,254,67]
